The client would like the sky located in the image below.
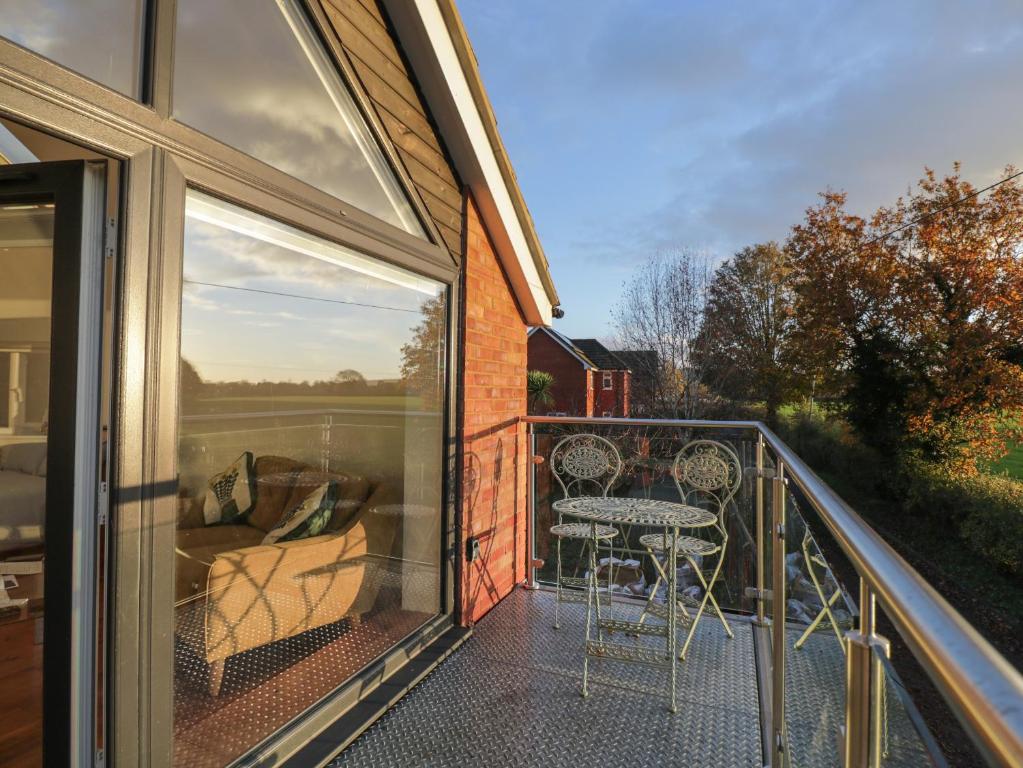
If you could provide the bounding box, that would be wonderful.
[181,191,443,385]
[459,0,1023,340]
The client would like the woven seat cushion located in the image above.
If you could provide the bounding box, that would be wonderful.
[550,522,618,540]
[639,532,719,556]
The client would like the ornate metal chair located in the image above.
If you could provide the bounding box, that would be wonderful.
[548,433,622,629]
[639,439,741,659]
[794,527,847,651]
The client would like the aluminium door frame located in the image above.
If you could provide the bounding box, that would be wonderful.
[0,80,155,768]
[0,159,107,768]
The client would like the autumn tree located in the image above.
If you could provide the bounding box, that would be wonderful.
[179,358,205,414]
[699,242,795,426]
[787,166,1023,472]
[612,249,713,418]
[400,296,447,410]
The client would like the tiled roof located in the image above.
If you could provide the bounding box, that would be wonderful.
[613,349,658,374]
[571,339,628,371]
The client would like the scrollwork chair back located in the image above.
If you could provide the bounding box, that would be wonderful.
[671,439,742,524]
[550,433,623,499]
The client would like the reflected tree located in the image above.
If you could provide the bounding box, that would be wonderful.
[400,296,447,410]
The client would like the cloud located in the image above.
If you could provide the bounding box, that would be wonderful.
[459,0,1023,335]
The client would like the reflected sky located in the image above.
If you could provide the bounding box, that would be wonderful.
[0,0,143,96]
[173,0,423,235]
[181,193,442,385]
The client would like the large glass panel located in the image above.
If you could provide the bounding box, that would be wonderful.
[784,498,858,767]
[174,190,445,767]
[0,0,145,97]
[0,200,52,767]
[173,0,424,236]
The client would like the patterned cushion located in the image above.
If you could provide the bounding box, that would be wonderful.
[262,482,336,545]
[203,452,256,526]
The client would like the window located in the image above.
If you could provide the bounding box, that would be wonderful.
[0,350,50,432]
[172,0,424,235]
[0,0,145,97]
[602,372,613,390]
[174,190,445,766]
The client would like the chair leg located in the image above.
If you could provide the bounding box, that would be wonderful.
[591,540,604,639]
[605,537,614,621]
[796,550,846,650]
[794,589,843,649]
[554,533,563,630]
[582,534,599,699]
[680,546,731,660]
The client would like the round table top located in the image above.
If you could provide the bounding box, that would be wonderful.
[552,496,715,528]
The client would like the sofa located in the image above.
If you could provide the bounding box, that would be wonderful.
[0,441,46,555]
[174,455,401,695]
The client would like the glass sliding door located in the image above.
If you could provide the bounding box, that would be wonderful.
[0,160,108,768]
[173,190,446,767]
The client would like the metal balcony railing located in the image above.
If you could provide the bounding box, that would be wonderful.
[523,416,1023,768]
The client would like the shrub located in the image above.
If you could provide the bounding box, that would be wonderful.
[777,412,888,501]
[904,460,1023,576]
[779,413,1023,576]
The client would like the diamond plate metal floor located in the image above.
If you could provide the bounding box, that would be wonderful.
[330,589,762,768]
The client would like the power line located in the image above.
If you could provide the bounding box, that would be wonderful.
[854,167,1023,252]
[183,279,422,314]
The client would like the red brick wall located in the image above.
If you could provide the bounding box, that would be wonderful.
[592,370,630,417]
[526,331,590,415]
[460,195,528,625]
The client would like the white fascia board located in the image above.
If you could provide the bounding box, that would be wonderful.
[383,0,554,326]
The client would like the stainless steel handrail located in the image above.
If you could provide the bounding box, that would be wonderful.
[523,415,1023,766]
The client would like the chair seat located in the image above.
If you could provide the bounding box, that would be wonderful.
[639,533,719,556]
[550,522,618,541]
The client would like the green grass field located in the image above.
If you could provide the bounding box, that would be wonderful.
[989,441,1023,479]
[187,393,426,414]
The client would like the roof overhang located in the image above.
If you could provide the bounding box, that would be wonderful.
[382,0,560,326]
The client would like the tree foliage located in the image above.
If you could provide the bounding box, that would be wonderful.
[612,249,713,418]
[699,242,795,426]
[526,370,555,415]
[788,166,1023,472]
[400,295,447,410]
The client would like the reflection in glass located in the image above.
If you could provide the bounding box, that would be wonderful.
[0,202,53,766]
[173,0,424,236]
[174,191,445,767]
[0,0,144,97]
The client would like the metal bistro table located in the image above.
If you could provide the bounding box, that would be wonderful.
[551,496,716,713]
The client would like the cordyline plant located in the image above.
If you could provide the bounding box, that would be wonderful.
[526,370,556,415]
[786,164,1023,475]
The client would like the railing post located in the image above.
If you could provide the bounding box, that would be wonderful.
[870,634,892,767]
[771,460,788,767]
[525,421,538,588]
[755,432,766,626]
[845,579,879,767]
